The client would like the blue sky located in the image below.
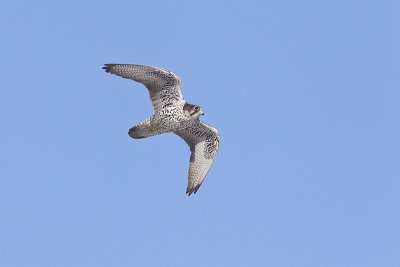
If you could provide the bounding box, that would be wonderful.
[1,0,399,266]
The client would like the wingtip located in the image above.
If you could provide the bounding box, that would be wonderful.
[186,188,194,196]
[186,183,202,196]
[186,187,193,196]
[102,64,112,73]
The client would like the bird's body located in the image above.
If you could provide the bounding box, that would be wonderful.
[129,103,187,138]
[103,64,220,195]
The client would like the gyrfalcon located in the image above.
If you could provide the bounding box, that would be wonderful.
[103,64,220,195]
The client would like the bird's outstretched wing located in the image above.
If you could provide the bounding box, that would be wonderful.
[174,120,220,195]
[103,64,183,112]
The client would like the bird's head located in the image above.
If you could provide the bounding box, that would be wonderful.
[183,103,204,119]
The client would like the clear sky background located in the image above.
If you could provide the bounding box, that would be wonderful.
[1,0,399,266]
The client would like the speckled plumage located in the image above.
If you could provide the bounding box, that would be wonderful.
[103,64,220,195]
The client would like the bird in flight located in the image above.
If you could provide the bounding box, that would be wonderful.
[103,64,220,195]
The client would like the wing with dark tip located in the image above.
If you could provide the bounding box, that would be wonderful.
[174,119,220,196]
[103,64,183,112]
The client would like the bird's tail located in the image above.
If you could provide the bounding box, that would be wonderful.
[128,117,162,139]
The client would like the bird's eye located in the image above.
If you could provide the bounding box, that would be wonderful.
[195,107,199,111]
